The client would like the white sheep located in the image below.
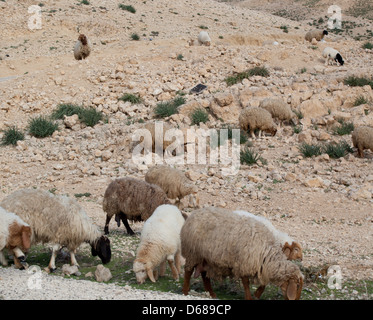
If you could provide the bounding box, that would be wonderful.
[133,204,185,284]
[322,47,344,66]
[74,34,91,60]
[351,125,373,158]
[238,106,277,139]
[0,206,32,269]
[305,29,328,43]
[259,98,297,126]
[181,207,304,300]
[0,189,111,272]
[145,165,199,209]
[197,31,211,46]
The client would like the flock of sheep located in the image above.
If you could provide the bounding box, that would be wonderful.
[0,25,372,300]
[0,164,304,300]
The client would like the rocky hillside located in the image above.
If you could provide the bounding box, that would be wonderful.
[0,0,372,298]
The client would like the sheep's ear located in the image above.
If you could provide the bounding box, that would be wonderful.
[282,242,291,259]
[21,226,32,250]
[147,267,156,283]
[286,279,298,300]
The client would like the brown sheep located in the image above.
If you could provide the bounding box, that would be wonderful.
[74,34,91,60]
[352,125,373,158]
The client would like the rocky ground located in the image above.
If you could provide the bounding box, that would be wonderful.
[0,0,372,300]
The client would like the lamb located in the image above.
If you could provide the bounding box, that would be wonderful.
[305,29,328,42]
[238,106,277,139]
[0,189,111,272]
[259,98,297,126]
[197,31,211,46]
[351,125,373,158]
[145,165,199,208]
[0,206,32,269]
[322,47,344,66]
[103,177,171,235]
[181,207,304,300]
[133,204,185,284]
[74,34,91,60]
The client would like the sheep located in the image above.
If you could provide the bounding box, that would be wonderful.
[351,125,373,158]
[259,98,297,126]
[305,29,328,43]
[74,34,91,60]
[322,47,344,66]
[0,206,32,269]
[145,165,199,209]
[197,31,211,46]
[181,207,303,300]
[234,210,303,260]
[133,204,185,284]
[0,189,111,272]
[103,177,171,235]
[238,106,277,139]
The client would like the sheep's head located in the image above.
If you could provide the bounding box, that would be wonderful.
[323,30,329,36]
[133,259,156,284]
[336,53,344,66]
[204,41,211,46]
[267,125,277,137]
[283,242,303,261]
[8,223,32,252]
[280,273,303,300]
[91,235,111,264]
[78,34,88,45]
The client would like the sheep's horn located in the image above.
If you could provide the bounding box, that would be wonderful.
[147,267,156,283]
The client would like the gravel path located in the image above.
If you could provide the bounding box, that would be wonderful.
[0,266,206,300]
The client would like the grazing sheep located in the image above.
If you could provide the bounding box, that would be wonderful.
[322,47,344,66]
[145,165,199,208]
[351,125,373,158]
[234,210,303,260]
[197,31,211,46]
[181,207,303,300]
[74,34,91,60]
[238,106,277,139]
[103,177,171,235]
[305,29,328,42]
[0,206,32,269]
[0,189,111,272]
[133,204,185,284]
[259,98,297,126]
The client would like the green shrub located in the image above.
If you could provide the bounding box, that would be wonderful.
[118,93,142,104]
[119,4,136,13]
[299,143,323,158]
[332,120,354,136]
[323,141,353,159]
[154,96,185,118]
[211,126,248,149]
[131,33,140,41]
[51,103,83,120]
[354,95,369,106]
[247,66,270,77]
[190,108,209,125]
[362,42,373,49]
[176,54,184,60]
[344,76,373,89]
[28,116,58,138]
[1,126,25,146]
[78,107,103,127]
[240,147,266,165]
[225,66,269,86]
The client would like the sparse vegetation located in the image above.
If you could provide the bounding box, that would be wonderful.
[332,120,354,136]
[51,104,102,127]
[225,66,269,86]
[1,126,24,146]
[131,33,140,41]
[299,143,323,158]
[344,76,373,89]
[323,141,353,159]
[354,95,369,106]
[28,116,58,138]
[240,147,267,165]
[118,93,142,104]
[154,96,185,118]
[362,42,373,49]
[190,107,209,125]
[118,4,136,13]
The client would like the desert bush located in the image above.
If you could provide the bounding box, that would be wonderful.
[190,107,209,125]
[1,126,25,146]
[323,141,353,159]
[332,120,354,136]
[299,143,323,158]
[119,4,136,13]
[28,116,58,138]
[154,96,185,118]
[240,147,266,165]
[118,93,142,104]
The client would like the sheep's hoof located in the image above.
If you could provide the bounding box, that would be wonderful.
[45,266,56,273]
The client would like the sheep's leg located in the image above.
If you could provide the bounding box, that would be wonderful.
[48,244,61,272]
[241,276,253,300]
[12,247,28,269]
[0,250,8,266]
[159,260,167,277]
[104,214,112,235]
[250,130,256,139]
[182,268,193,295]
[201,271,217,298]
[70,249,79,268]
[254,285,266,299]
[357,146,364,158]
[119,212,135,235]
[167,255,179,280]
[175,251,182,274]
